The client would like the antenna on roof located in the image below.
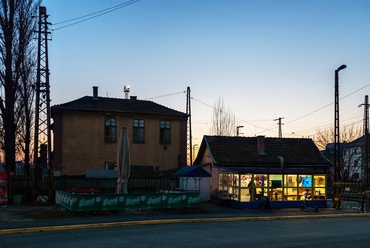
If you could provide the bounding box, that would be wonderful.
[124,85,130,99]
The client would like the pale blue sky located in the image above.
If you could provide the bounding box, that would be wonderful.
[43,0,370,147]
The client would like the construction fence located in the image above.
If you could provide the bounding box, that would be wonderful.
[332,182,366,212]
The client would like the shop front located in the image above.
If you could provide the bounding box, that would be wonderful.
[218,169,327,208]
[193,135,332,209]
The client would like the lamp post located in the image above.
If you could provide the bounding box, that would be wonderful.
[333,64,346,209]
[237,126,244,136]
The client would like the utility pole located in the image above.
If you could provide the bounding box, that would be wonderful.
[186,87,192,166]
[274,117,284,138]
[359,95,369,186]
[33,6,52,202]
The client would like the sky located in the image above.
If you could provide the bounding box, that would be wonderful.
[42,0,370,150]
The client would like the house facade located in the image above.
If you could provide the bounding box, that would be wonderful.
[193,135,332,208]
[51,87,188,176]
[342,134,370,182]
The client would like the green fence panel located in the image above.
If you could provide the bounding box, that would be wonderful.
[55,190,200,212]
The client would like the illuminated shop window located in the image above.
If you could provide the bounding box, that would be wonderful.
[313,175,326,200]
[284,175,298,201]
[299,175,313,200]
[269,175,283,201]
[218,173,326,203]
[240,174,252,202]
[254,174,268,187]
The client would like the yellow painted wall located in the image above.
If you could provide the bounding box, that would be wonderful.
[54,111,186,175]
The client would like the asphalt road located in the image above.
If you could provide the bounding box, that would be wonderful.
[1,216,369,248]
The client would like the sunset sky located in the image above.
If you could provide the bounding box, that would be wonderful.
[43,0,370,149]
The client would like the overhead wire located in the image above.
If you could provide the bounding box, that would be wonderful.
[129,81,369,137]
[285,83,370,125]
[51,0,141,31]
[145,91,186,100]
[290,115,363,136]
[190,83,370,137]
[191,97,273,133]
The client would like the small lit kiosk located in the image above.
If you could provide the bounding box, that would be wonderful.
[173,166,211,201]
[194,136,331,208]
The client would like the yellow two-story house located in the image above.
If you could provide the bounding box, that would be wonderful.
[51,87,188,176]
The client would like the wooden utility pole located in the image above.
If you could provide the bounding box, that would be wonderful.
[186,87,192,166]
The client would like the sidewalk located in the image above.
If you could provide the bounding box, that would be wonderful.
[0,201,368,234]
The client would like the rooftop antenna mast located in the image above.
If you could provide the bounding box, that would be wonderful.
[186,87,192,166]
[33,6,52,202]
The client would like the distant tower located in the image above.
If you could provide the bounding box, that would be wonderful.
[186,87,192,166]
[359,95,370,185]
[33,6,52,201]
[274,117,284,138]
[124,85,130,99]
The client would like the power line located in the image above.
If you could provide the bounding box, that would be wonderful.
[286,83,370,125]
[191,97,273,133]
[52,0,141,31]
[145,91,186,100]
[290,115,363,135]
[144,82,369,137]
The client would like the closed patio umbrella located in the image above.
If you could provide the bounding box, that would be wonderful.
[116,127,131,194]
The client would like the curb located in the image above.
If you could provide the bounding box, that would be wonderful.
[1,213,369,235]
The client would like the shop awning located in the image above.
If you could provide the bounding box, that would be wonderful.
[173,166,211,178]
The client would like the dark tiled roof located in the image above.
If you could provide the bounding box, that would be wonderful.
[195,136,331,167]
[51,96,187,117]
[173,166,211,177]
[346,133,370,147]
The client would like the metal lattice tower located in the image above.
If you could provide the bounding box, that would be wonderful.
[186,87,192,166]
[33,6,52,201]
[359,95,369,186]
[274,117,284,138]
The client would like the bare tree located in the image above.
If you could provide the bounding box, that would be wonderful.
[314,123,362,151]
[0,0,39,173]
[16,56,35,175]
[316,123,363,183]
[210,97,237,136]
[16,1,37,175]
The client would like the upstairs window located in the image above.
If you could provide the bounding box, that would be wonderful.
[105,162,116,170]
[133,119,145,143]
[160,120,171,144]
[104,117,116,143]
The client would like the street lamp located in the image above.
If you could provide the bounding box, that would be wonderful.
[333,64,346,209]
[237,126,244,136]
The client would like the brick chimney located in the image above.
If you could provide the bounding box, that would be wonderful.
[93,86,98,100]
[257,135,266,155]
